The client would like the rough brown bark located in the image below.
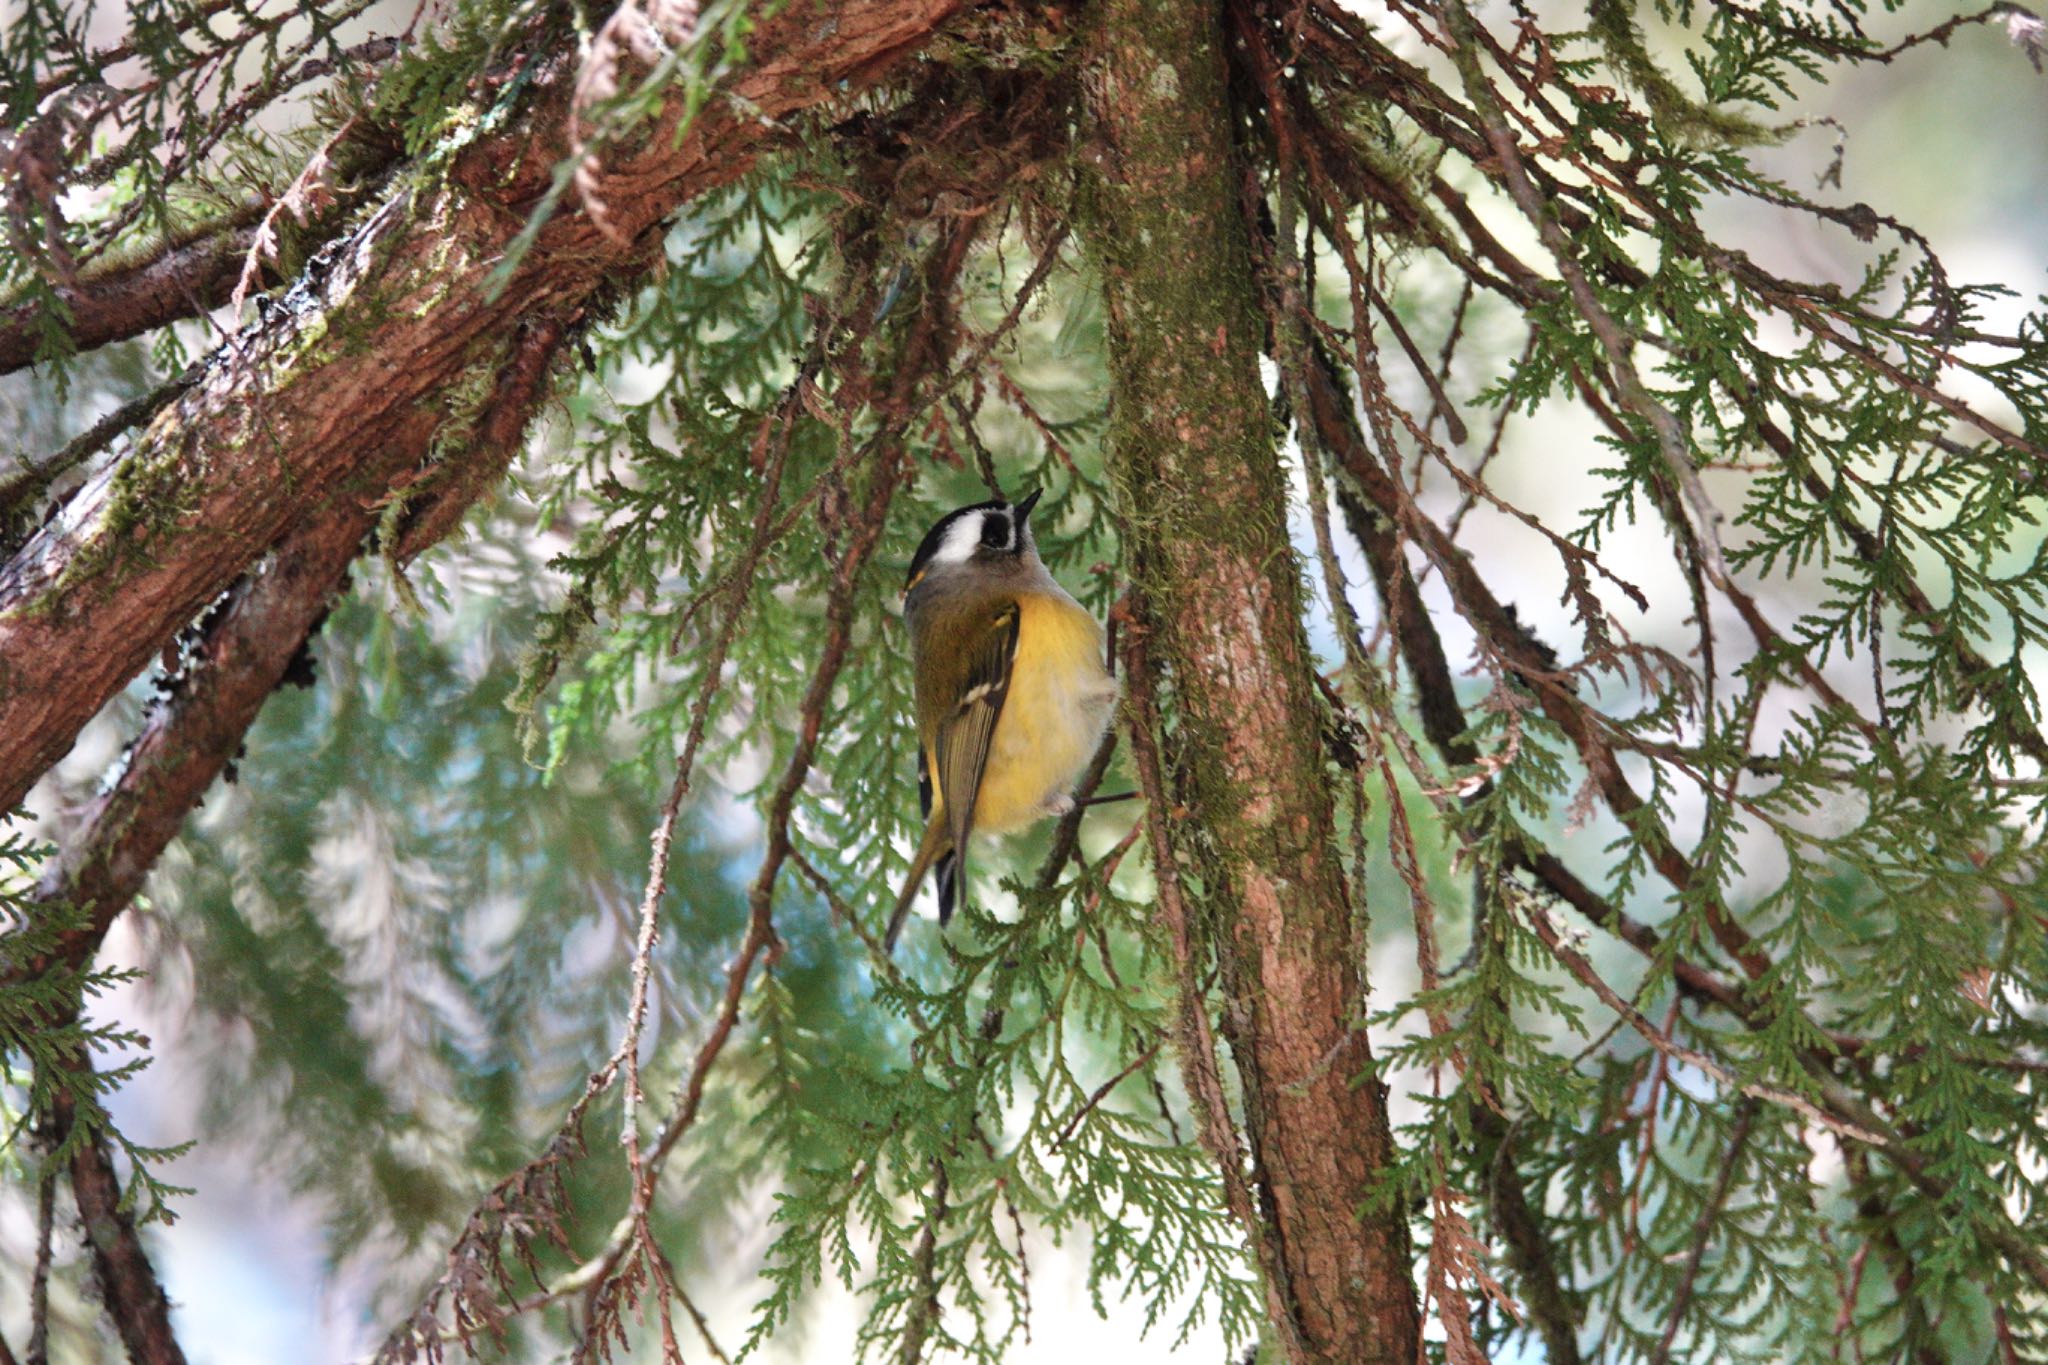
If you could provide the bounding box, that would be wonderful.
[1076,2,1422,1359]
[0,0,968,814]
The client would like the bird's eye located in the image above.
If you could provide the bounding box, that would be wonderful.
[979,514,1012,550]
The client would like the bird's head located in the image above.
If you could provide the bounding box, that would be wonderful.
[902,489,1041,596]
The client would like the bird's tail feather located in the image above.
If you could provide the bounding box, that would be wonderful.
[935,848,961,926]
[884,819,954,951]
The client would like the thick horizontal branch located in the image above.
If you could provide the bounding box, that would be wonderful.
[0,0,969,814]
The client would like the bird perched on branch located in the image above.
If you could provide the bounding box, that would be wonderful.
[885,490,1118,950]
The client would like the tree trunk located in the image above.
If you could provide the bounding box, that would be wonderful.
[1077,2,1423,1360]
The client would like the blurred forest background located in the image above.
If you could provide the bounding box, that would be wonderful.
[3,0,2048,1362]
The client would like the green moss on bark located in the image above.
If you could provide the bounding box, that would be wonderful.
[1075,1,1423,1360]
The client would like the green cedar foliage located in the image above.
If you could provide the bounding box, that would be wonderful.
[5,0,2048,1363]
[0,816,192,1225]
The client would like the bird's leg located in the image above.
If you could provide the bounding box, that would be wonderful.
[1071,790,1138,809]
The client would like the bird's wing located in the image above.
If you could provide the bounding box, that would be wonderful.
[934,599,1021,899]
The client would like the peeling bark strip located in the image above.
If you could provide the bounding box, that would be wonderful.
[1076,3,1422,1360]
[0,0,969,813]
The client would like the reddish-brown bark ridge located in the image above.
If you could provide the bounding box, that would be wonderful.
[1078,0,1424,1358]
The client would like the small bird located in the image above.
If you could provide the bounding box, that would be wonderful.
[885,490,1118,950]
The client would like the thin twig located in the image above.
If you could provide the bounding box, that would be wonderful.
[27,1154,55,1365]
[1052,1036,1163,1149]
[1517,896,1884,1145]
[0,370,196,529]
[56,1074,188,1365]
[1651,1099,1757,1365]
[898,1162,951,1365]
[1439,0,1731,584]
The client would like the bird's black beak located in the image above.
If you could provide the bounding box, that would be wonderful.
[1013,488,1041,521]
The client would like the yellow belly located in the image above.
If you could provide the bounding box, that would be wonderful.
[967,590,1115,834]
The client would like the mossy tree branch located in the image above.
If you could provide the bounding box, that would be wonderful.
[0,0,971,814]
[4,317,566,998]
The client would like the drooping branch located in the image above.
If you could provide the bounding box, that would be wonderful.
[54,1077,186,1365]
[1651,1099,1758,1365]
[1077,1,1421,1357]
[1301,341,2048,1298]
[0,0,972,814]
[1302,342,1876,1062]
[1296,351,1742,1017]
[375,210,975,1356]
